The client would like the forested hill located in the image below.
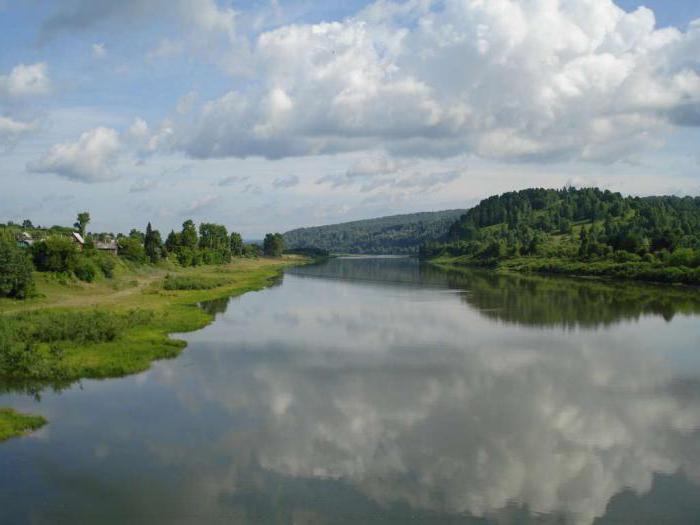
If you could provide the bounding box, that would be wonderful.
[283,209,467,254]
[422,187,700,284]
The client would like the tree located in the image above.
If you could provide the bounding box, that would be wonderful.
[230,232,243,256]
[0,239,35,298]
[32,236,78,272]
[180,220,198,249]
[21,220,33,230]
[144,222,163,263]
[117,236,146,263]
[165,230,180,253]
[74,212,91,236]
[263,233,285,257]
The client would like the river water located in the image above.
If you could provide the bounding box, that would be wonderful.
[1,257,700,524]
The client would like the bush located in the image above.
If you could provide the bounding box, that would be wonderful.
[0,240,35,299]
[72,256,98,282]
[32,236,78,272]
[163,274,228,290]
[117,237,147,263]
[95,254,116,278]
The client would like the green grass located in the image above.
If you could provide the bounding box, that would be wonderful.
[0,408,46,442]
[0,256,307,438]
[431,253,700,285]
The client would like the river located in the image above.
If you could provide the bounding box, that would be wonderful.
[1,256,700,524]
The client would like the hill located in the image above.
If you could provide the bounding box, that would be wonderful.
[421,187,700,284]
[283,209,467,255]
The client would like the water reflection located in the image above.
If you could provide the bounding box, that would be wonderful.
[292,257,700,328]
[1,257,699,523]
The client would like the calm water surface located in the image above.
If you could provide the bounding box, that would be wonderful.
[2,257,700,524]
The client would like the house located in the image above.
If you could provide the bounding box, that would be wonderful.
[71,232,85,250]
[16,232,34,248]
[95,240,118,256]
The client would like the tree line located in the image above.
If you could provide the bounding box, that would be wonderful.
[420,187,700,283]
[0,212,286,300]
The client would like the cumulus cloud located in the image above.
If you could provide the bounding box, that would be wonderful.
[164,0,700,164]
[0,115,36,150]
[27,126,122,182]
[272,174,299,188]
[318,153,463,192]
[0,62,50,98]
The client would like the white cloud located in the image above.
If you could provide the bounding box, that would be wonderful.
[0,115,36,150]
[272,174,299,188]
[27,126,122,182]
[318,153,463,192]
[218,174,249,187]
[184,194,221,215]
[163,0,700,164]
[0,62,50,98]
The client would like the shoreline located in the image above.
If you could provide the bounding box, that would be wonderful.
[0,256,307,442]
[428,255,700,287]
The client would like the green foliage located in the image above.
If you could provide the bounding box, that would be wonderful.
[0,309,154,380]
[144,222,163,263]
[74,212,90,236]
[242,243,262,258]
[0,239,35,299]
[263,233,285,257]
[284,209,467,254]
[72,255,98,282]
[0,408,46,442]
[180,220,198,249]
[230,232,243,256]
[32,236,78,272]
[118,236,147,263]
[199,223,230,263]
[422,187,700,283]
[163,274,229,290]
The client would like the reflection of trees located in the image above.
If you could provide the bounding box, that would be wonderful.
[291,257,700,329]
[430,266,700,328]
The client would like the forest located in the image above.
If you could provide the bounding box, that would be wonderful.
[283,209,466,254]
[421,187,700,284]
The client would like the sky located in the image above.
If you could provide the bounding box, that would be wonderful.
[1,0,699,237]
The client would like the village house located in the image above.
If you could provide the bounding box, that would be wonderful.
[16,232,34,248]
[71,232,85,250]
[95,239,119,256]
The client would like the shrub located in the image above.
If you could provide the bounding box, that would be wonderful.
[117,237,147,263]
[72,256,98,282]
[0,239,35,299]
[95,254,116,278]
[163,274,228,290]
[32,236,78,272]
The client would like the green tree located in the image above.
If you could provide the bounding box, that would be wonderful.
[263,233,285,257]
[0,239,35,298]
[144,222,163,263]
[74,212,91,236]
[230,232,243,256]
[32,236,78,272]
[180,220,198,249]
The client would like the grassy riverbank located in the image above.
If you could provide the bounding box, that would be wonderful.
[0,408,47,442]
[431,254,700,285]
[0,256,305,440]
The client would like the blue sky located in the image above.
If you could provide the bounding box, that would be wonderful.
[1,0,699,236]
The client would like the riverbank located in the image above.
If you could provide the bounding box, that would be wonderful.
[430,254,700,285]
[0,256,306,440]
[0,408,47,442]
